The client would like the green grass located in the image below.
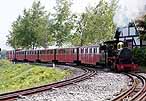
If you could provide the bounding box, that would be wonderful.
[0,60,71,94]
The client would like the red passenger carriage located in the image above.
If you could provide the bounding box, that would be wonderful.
[79,46,101,65]
[25,50,38,62]
[56,48,78,63]
[7,51,15,61]
[15,51,25,61]
[38,49,55,62]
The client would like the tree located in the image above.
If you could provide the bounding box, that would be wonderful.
[51,0,75,47]
[7,1,52,49]
[135,14,146,40]
[71,0,117,46]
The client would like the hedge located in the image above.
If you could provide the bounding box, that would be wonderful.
[132,47,146,66]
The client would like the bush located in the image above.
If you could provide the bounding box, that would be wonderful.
[132,47,146,66]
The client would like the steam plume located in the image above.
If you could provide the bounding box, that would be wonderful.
[114,0,146,27]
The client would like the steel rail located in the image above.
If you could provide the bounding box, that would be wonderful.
[112,73,137,101]
[130,74,146,101]
[0,67,96,101]
[112,73,146,101]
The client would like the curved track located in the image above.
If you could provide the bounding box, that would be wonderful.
[0,66,97,101]
[113,73,146,101]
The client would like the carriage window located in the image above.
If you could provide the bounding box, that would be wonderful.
[56,50,59,54]
[81,48,84,54]
[58,49,64,54]
[73,49,77,54]
[94,48,97,53]
[41,50,45,54]
[63,49,65,54]
[73,49,74,53]
[85,48,88,53]
[64,49,67,54]
[90,48,92,53]
[44,50,46,54]
[38,50,40,54]
[47,50,50,54]
[48,50,53,54]
[50,50,53,54]
[39,51,42,54]
[47,50,49,54]
[35,51,37,54]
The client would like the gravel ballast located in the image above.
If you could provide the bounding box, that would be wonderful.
[16,67,129,101]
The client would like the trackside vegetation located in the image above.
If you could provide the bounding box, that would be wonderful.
[132,48,146,71]
[0,60,71,94]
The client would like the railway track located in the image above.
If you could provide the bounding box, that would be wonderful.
[0,66,97,101]
[113,73,146,101]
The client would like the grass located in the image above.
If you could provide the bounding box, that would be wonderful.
[0,60,71,94]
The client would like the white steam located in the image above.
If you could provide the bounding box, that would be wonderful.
[114,0,146,27]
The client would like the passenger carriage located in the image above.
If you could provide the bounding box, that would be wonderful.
[56,48,78,63]
[7,51,15,61]
[25,50,38,62]
[38,49,55,63]
[15,51,25,61]
[79,46,101,65]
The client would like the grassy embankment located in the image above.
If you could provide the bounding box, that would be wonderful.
[0,60,71,94]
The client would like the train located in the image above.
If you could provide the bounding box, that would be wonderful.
[7,23,141,72]
[6,39,139,72]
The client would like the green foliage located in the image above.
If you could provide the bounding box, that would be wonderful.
[71,0,117,46]
[132,47,146,66]
[51,0,76,47]
[7,1,52,49]
[0,60,71,94]
[7,0,117,48]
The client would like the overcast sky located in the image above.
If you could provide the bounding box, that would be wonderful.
[0,0,146,50]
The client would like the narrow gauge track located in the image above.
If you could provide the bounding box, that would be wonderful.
[113,73,146,101]
[0,66,97,101]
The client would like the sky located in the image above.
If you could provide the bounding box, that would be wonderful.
[0,0,146,50]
